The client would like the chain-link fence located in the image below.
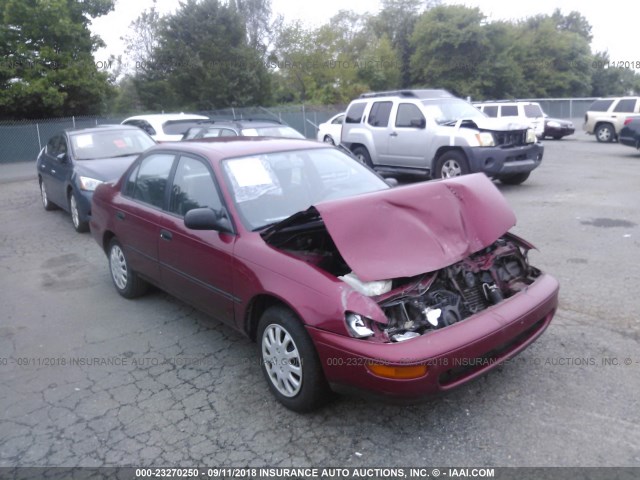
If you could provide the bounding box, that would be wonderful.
[0,105,346,164]
[0,99,592,164]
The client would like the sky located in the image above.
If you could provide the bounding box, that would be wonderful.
[90,0,636,71]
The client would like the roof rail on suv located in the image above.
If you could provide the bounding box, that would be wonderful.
[359,89,454,99]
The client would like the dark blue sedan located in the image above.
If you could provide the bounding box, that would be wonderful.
[36,125,156,232]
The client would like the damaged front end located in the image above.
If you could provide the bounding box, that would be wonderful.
[263,219,540,343]
[364,233,539,342]
[261,174,546,344]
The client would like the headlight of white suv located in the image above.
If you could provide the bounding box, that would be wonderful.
[78,176,104,191]
[526,128,537,144]
[475,132,495,147]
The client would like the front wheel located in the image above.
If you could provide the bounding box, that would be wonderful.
[595,124,614,143]
[499,172,530,185]
[69,191,89,233]
[258,306,331,412]
[435,151,469,178]
[351,146,373,168]
[323,135,335,145]
[108,238,148,298]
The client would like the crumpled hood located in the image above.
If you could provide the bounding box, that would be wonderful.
[466,116,531,132]
[312,174,516,282]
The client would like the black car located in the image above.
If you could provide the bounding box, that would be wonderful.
[543,117,575,140]
[36,125,156,232]
[182,119,305,140]
[619,116,640,150]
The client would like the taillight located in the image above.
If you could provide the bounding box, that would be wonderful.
[624,118,634,126]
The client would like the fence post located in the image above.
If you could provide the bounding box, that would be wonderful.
[302,104,307,138]
[569,99,573,119]
[36,123,42,150]
[72,116,75,128]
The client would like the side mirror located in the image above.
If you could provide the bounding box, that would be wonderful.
[56,153,68,163]
[184,207,232,233]
[410,118,426,129]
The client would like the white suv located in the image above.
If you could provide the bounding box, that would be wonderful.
[583,97,640,142]
[122,113,209,142]
[474,101,545,139]
[341,90,543,185]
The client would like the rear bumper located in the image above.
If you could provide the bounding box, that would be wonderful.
[464,143,544,177]
[308,273,559,399]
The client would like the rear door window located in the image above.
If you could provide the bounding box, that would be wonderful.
[500,105,518,116]
[345,102,367,124]
[589,99,614,112]
[367,102,393,127]
[131,153,176,209]
[613,99,637,113]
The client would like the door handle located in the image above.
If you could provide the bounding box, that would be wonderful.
[115,211,125,220]
[390,132,398,137]
[160,229,172,241]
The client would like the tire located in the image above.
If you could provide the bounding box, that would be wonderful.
[107,238,148,299]
[68,191,89,233]
[552,135,562,140]
[323,135,335,145]
[257,305,332,412]
[499,172,530,185]
[595,124,614,143]
[39,178,57,211]
[435,151,469,178]
[351,146,373,168]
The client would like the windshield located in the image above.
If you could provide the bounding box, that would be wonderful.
[222,148,389,230]
[422,98,485,124]
[241,126,306,139]
[70,130,156,160]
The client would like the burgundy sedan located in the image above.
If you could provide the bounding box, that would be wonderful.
[90,138,559,412]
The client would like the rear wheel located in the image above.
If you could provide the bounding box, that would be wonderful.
[258,306,331,412]
[595,124,614,143]
[499,172,530,185]
[435,151,469,178]
[39,178,57,211]
[351,146,373,168]
[108,238,148,298]
[69,191,89,233]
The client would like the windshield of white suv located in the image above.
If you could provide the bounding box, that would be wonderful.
[422,98,485,124]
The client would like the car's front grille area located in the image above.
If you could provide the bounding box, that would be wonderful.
[493,130,527,147]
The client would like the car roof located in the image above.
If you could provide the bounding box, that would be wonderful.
[122,113,209,122]
[148,137,328,162]
[63,125,144,135]
[209,119,286,128]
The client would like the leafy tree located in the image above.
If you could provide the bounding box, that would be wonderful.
[410,5,490,97]
[370,0,424,87]
[0,0,115,119]
[590,51,640,96]
[145,0,271,110]
[511,13,592,97]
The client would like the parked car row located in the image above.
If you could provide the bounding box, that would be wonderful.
[35,96,560,411]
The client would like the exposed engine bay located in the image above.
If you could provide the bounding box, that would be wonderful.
[264,219,540,342]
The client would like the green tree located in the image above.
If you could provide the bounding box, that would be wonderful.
[145,0,271,110]
[511,13,592,97]
[371,0,424,87]
[590,51,640,96]
[410,5,490,97]
[0,0,115,119]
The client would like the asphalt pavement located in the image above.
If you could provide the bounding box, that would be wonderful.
[0,132,639,468]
